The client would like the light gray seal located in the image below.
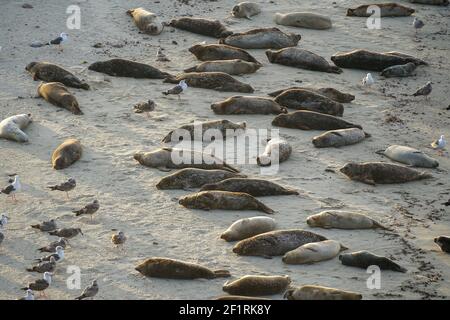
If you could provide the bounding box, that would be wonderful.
[376,145,439,168]
[312,128,369,148]
[0,114,32,143]
[274,12,332,30]
[200,178,299,196]
[231,2,261,19]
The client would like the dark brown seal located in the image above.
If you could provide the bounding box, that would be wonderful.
[268,87,355,103]
[189,44,260,64]
[219,27,301,49]
[26,62,89,90]
[169,17,233,38]
[51,139,82,170]
[223,275,291,296]
[347,3,415,17]
[339,251,407,272]
[37,82,82,115]
[272,110,362,130]
[200,178,299,196]
[88,59,170,78]
[211,96,286,115]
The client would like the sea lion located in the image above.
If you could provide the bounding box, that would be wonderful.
[339,251,407,273]
[347,3,415,17]
[284,285,362,300]
[434,236,450,253]
[231,2,261,19]
[312,128,368,148]
[184,59,260,75]
[26,62,89,90]
[376,145,439,168]
[282,240,347,264]
[37,82,82,115]
[179,191,275,214]
[201,178,298,196]
[409,0,448,5]
[266,48,342,74]
[164,72,254,93]
[126,8,163,35]
[274,12,332,30]
[233,229,327,257]
[223,275,291,296]
[220,216,277,242]
[269,87,355,103]
[88,59,170,78]
[257,138,292,166]
[380,62,416,78]
[135,257,231,279]
[134,147,239,172]
[0,114,32,143]
[274,89,344,116]
[339,162,432,185]
[51,139,82,170]
[162,119,246,143]
[307,211,387,230]
[169,17,233,38]
[211,96,286,115]
[219,28,301,49]
[189,44,260,64]
[272,110,362,131]
[156,168,245,190]
[215,295,270,300]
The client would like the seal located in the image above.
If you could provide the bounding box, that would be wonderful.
[376,145,439,168]
[284,285,362,300]
[156,168,246,190]
[26,62,89,90]
[257,138,292,166]
[164,72,254,93]
[306,210,387,229]
[0,114,32,143]
[231,2,261,19]
[266,48,342,74]
[126,7,163,35]
[409,0,448,5]
[434,236,450,253]
[223,275,291,296]
[282,240,347,264]
[274,12,332,30]
[381,62,416,78]
[134,147,239,172]
[169,17,233,38]
[312,128,368,148]
[211,96,287,115]
[219,27,301,49]
[220,216,277,242]
[347,3,415,17]
[201,178,299,196]
[88,59,170,78]
[184,59,260,75]
[233,229,327,257]
[37,82,82,115]
[135,257,231,279]
[189,44,260,64]
[215,295,270,300]
[339,162,432,185]
[269,87,355,103]
[272,110,362,131]
[179,191,275,214]
[51,139,82,170]
[339,251,407,272]
[274,89,344,116]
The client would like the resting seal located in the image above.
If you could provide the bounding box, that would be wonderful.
[257,138,292,166]
[272,110,362,130]
[376,145,439,168]
[51,139,82,170]
[37,82,82,115]
[169,17,232,38]
[312,128,368,148]
[339,251,407,272]
[127,8,163,35]
[285,285,362,300]
[274,12,332,30]
[231,2,261,19]
[380,62,416,78]
[184,59,260,75]
[88,59,170,78]
[282,240,347,264]
[306,210,386,229]
[221,216,276,242]
[26,62,89,90]
[269,87,355,103]
[201,178,298,196]
[0,114,32,143]
[347,3,415,17]
[220,27,301,49]
[211,96,286,115]
[189,44,260,64]
[223,275,291,296]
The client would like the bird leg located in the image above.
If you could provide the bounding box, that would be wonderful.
[66,192,70,200]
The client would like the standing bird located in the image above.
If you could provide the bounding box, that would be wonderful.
[156,47,170,62]
[0,214,8,229]
[162,80,188,99]
[431,135,446,155]
[73,200,99,219]
[38,237,68,253]
[362,73,374,87]
[31,219,57,232]
[1,174,21,202]
[18,289,35,300]
[47,32,68,51]
[111,231,127,249]
[413,81,432,99]
[75,279,99,300]
[49,228,83,239]
[21,272,52,298]
[48,178,76,199]
[35,246,64,263]
[413,17,424,37]
[27,256,57,273]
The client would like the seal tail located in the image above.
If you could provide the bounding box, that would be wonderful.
[183,66,197,73]
[375,149,385,155]
[223,163,240,173]
[213,270,231,278]
[257,201,275,214]
[80,83,90,90]
[31,224,40,229]
[284,189,299,195]
[364,132,371,138]
[393,264,408,273]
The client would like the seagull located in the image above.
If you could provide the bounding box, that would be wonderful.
[27,256,57,273]
[49,228,83,239]
[362,73,374,87]
[47,32,68,51]
[156,47,170,62]
[38,237,68,253]
[134,100,155,117]
[413,17,424,36]
[1,174,21,202]
[31,219,57,232]
[163,80,188,99]
[35,246,64,263]
[413,81,432,99]
[0,214,8,229]
[75,279,99,300]
[431,135,446,155]
[19,289,35,300]
[48,178,76,199]
[73,200,99,220]
[21,272,52,298]
[111,231,127,249]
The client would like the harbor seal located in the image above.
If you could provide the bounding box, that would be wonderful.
[26,62,89,90]
[51,139,82,170]
[233,229,327,257]
[189,44,260,64]
[376,145,439,168]
[312,128,368,148]
[339,162,432,185]
[127,8,163,35]
[434,236,450,253]
[221,216,276,242]
[269,87,355,103]
[231,2,261,19]
[339,251,407,273]
[272,110,362,131]
[184,59,260,75]
[179,191,275,214]
[215,295,270,300]
[306,211,386,230]
[223,275,291,296]
[0,114,32,143]
[257,138,292,166]
[88,59,170,78]
[285,285,362,300]
[164,72,254,93]
[37,82,82,115]
[211,96,286,115]
[201,178,298,196]
[266,48,342,74]
[274,12,332,30]
[135,257,230,279]
[380,62,416,78]
[274,89,344,116]
[220,27,301,49]
[347,3,415,17]
[282,240,347,264]
[169,17,233,38]
[409,0,448,5]
[156,168,245,190]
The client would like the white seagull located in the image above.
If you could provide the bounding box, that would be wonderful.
[431,135,446,155]
[47,32,68,51]
[36,246,65,263]
[362,73,374,87]
[1,174,21,202]
[163,80,188,99]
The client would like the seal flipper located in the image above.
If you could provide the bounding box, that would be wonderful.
[256,201,275,214]
[213,270,231,278]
